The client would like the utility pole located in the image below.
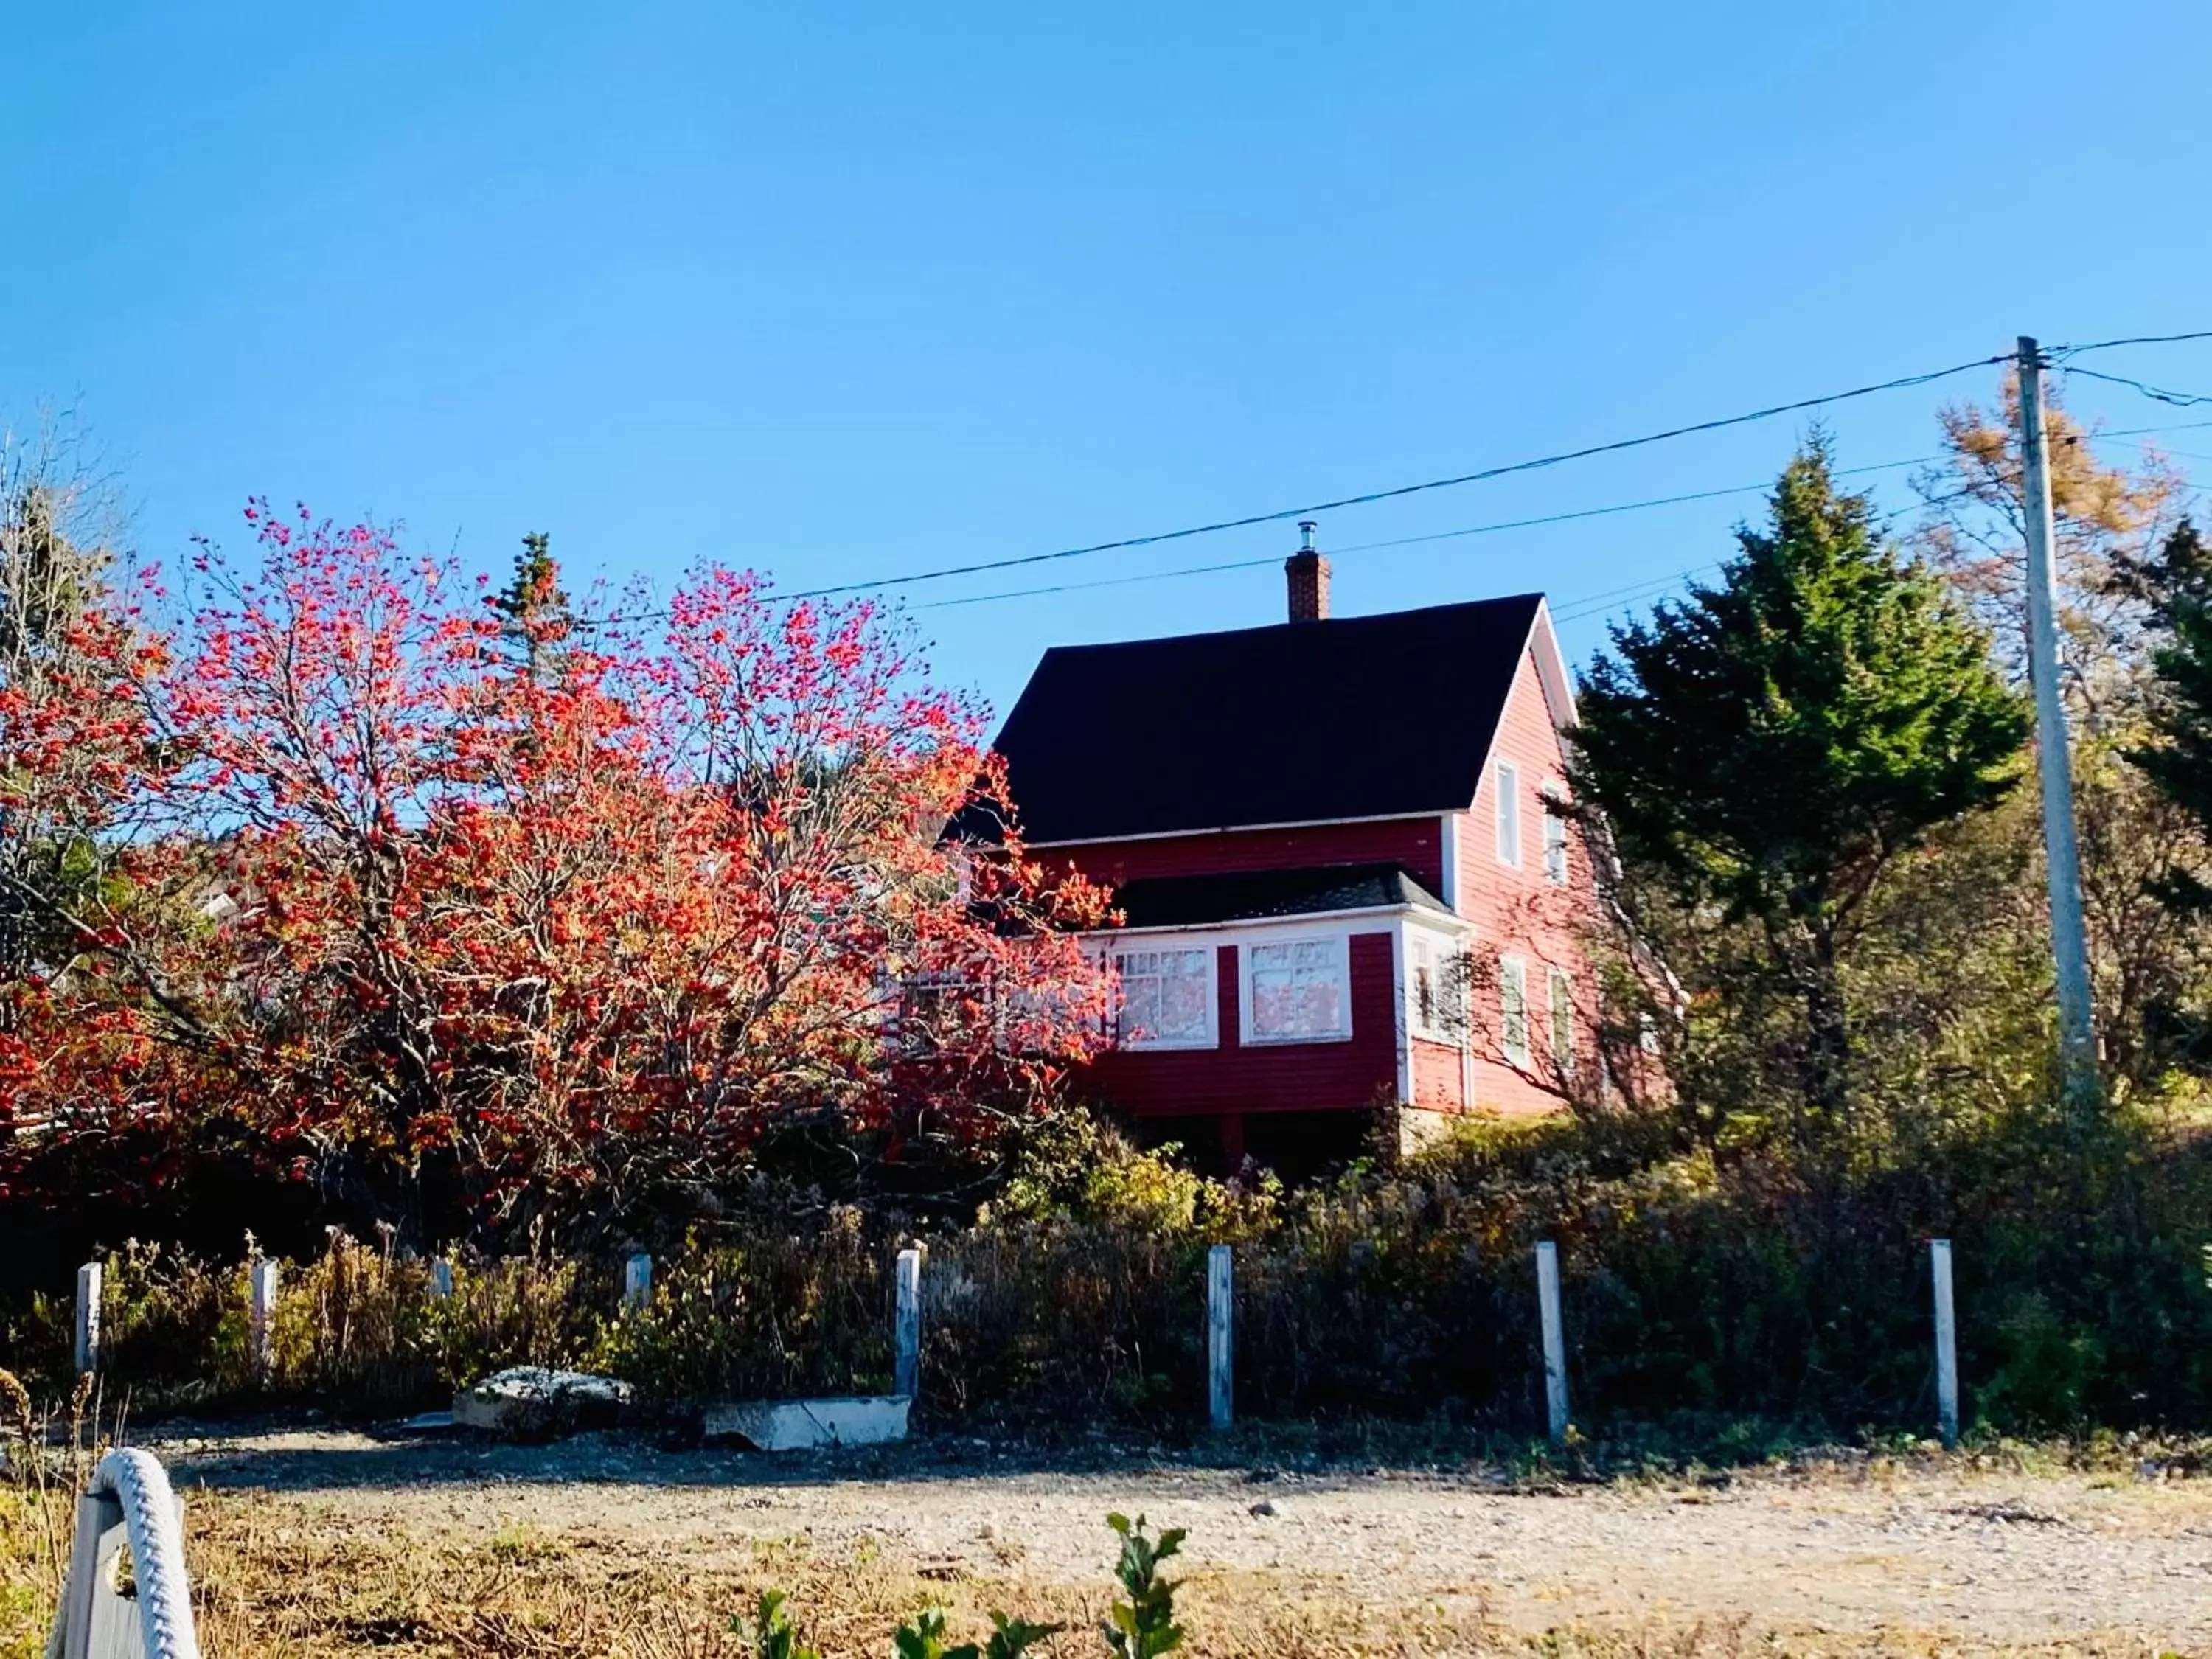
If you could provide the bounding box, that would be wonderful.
[2017,335,2098,1102]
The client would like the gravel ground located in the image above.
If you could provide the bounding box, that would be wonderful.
[147,1425,2212,1652]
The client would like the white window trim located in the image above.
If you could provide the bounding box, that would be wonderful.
[1239,931,1355,1046]
[1541,789,1570,887]
[1500,953,1530,1068]
[1405,922,1468,1046]
[1107,942,1220,1051]
[1548,966,1575,1076]
[1495,760,1522,867]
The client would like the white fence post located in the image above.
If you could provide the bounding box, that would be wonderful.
[1206,1243,1233,1430]
[624,1252,653,1312]
[248,1258,279,1381]
[74,1262,102,1376]
[428,1257,453,1299]
[894,1248,922,1399]
[1536,1240,1569,1447]
[1931,1238,1959,1448]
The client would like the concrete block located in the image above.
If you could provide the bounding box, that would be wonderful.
[703,1394,911,1451]
[453,1367,633,1437]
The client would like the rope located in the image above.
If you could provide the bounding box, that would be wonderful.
[44,1449,201,1659]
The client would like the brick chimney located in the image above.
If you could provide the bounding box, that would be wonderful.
[1285,520,1330,622]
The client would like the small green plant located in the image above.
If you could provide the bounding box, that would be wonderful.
[889,1605,1062,1659]
[1102,1512,1184,1659]
[891,1606,961,1659]
[735,1589,819,1659]
[982,1611,1063,1659]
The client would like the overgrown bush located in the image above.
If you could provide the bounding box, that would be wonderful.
[7,1102,2212,1440]
[596,1213,888,1411]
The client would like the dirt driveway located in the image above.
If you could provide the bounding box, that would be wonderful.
[151,1425,2212,1654]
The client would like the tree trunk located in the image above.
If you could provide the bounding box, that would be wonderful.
[1798,921,1851,1134]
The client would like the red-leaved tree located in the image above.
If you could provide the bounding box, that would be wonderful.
[114,505,1113,1240]
[0,439,190,1195]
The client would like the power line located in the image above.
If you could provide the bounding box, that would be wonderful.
[918,553,1278,611]
[599,414,2212,628]
[2051,330,2212,359]
[921,453,1953,613]
[924,430,2205,616]
[2100,419,2212,439]
[2060,364,2212,408]
[1543,484,1986,632]
[591,349,2212,630]
[1551,566,1717,624]
[775,350,2012,604]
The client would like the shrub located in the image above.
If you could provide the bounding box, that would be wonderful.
[594,1215,889,1411]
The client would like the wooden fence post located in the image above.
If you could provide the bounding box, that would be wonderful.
[624,1252,653,1312]
[1206,1243,1233,1430]
[1931,1238,1959,1448]
[894,1248,922,1399]
[429,1258,453,1299]
[74,1262,102,1376]
[1536,1240,1569,1447]
[248,1258,279,1381]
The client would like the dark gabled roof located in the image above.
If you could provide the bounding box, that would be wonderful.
[1111,862,1455,931]
[975,595,1545,845]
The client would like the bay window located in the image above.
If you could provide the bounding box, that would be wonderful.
[1112,946,1217,1049]
[1243,934,1352,1044]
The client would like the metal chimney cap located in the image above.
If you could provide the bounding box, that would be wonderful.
[1297,520,1318,552]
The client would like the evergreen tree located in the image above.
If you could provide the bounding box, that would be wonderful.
[1572,441,2028,1130]
[2129,521,2212,917]
[490,529,574,683]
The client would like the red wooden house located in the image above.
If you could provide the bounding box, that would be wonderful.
[983,526,1599,1169]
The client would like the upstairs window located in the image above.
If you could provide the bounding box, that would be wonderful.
[1499,954,1530,1068]
[1244,935,1352,1044]
[1495,760,1522,866]
[1543,795,1570,886]
[1113,947,1217,1049]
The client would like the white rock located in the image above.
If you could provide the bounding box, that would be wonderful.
[453,1367,632,1434]
[703,1394,911,1451]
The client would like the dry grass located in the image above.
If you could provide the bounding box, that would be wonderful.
[1,1481,2177,1659]
[0,1371,110,1659]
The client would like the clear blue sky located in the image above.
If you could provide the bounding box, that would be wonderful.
[11,2,2212,721]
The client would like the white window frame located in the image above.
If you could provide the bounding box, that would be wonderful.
[1239,932,1354,1046]
[1495,760,1522,866]
[1542,791,1569,886]
[1499,954,1530,1068]
[1548,967,1575,1076]
[1109,944,1219,1051]
[1406,928,1467,1045]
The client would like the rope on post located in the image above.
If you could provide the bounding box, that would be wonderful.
[48,1448,201,1659]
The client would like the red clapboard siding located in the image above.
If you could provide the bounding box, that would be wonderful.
[1457,645,1590,1116]
[1410,1037,1466,1110]
[1046,818,1444,896]
[1085,932,1399,1116]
